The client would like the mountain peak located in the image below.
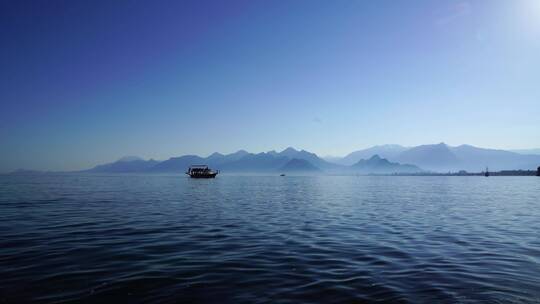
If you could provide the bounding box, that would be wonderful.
[281,147,298,153]
[353,155,422,174]
[228,150,249,157]
[208,152,224,158]
[278,147,300,158]
[455,144,476,149]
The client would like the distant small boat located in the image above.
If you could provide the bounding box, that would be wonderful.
[485,167,489,177]
[186,165,219,178]
[280,174,286,176]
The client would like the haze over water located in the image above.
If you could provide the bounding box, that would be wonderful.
[1,174,539,303]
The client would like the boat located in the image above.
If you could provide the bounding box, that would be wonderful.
[186,165,219,178]
[485,167,489,177]
[280,174,286,176]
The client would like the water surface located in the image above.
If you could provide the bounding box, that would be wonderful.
[1,174,539,303]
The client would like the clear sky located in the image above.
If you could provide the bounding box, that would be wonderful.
[1,0,539,172]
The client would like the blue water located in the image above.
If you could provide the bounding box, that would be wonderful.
[1,174,539,303]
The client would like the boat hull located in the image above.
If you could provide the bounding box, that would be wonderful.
[188,173,218,178]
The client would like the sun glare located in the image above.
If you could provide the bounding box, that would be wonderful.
[525,0,540,30]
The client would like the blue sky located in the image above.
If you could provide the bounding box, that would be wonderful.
[1,0,539,171]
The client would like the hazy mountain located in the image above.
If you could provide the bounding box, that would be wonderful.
[205,152,225,163]
[352,155,422,174]
[274,147,342,170]
[322,155,342,163]
[450,145,540,172]
[86,157,160,173]
[221,150,250,162]
[279,158,321,172]
[206,150,250,166]
[148,148,337,173]
[510,149,540,155]
[78,144,540,174]
[117,156,144,162]
[395,143,459,172]
[392,143,540,172]
[326,143,540,172]
[216,148,338,172]
[149,155,205,172]
[277,147,301,158]
[219,152,290,172]
[334,145,408,165]
[267,150,279,157]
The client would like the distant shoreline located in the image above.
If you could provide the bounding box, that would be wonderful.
[390,170,538,176]
[3,170,538,177]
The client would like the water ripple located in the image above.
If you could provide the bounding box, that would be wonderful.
[1,175,540,303]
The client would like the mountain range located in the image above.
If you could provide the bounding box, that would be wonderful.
[332,143,540,172]
[330,144,408,165]
[83,147,421,175]
[67,143,540,175]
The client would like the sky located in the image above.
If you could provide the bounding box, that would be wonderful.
[1,0,539,172]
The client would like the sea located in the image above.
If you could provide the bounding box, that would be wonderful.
[1,174,539,303]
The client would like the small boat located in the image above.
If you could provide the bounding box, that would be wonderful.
[280,173,286,176]
[186,165,219,178]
